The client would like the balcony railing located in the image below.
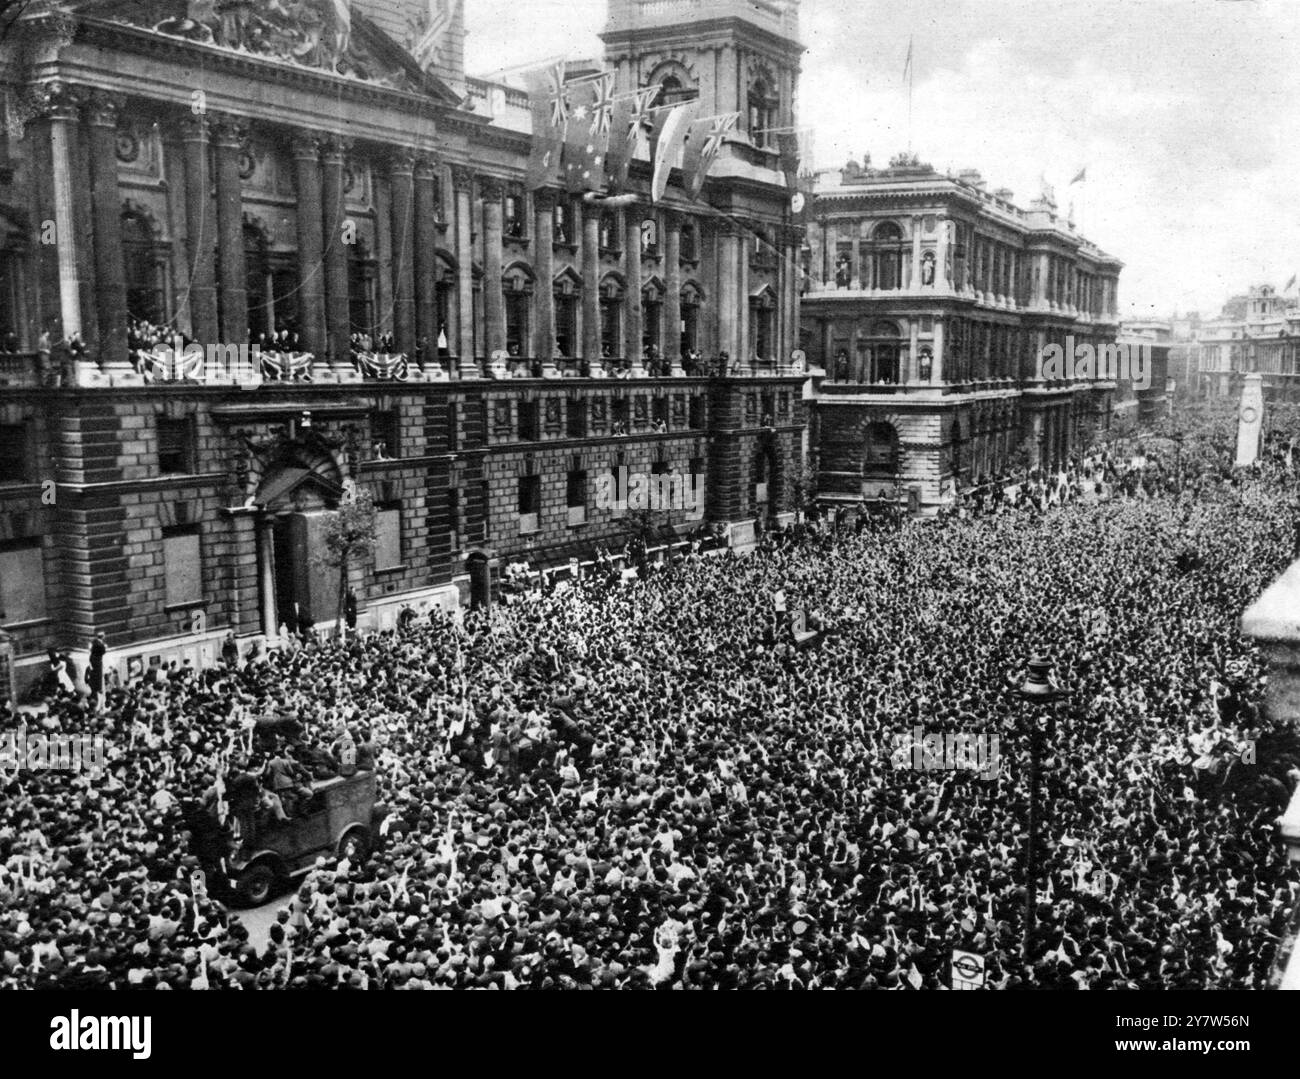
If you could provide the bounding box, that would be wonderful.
[0,352,42,388]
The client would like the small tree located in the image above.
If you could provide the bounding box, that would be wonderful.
[324,486,377,639]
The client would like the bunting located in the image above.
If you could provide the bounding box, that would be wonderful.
[682,111,739,201]
[650,99,699,203]
[563,71,615,193]
[524,61,569,190]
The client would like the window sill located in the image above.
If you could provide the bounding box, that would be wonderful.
[374,564,408,574]
[163,601,205,614]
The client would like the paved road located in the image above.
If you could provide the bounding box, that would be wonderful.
[232,894,289,951]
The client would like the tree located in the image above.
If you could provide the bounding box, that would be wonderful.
[323,486,377,639]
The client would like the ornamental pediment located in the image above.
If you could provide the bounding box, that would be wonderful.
[74,0,458,101]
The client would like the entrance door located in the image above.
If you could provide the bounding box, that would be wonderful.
[467,553,491,611]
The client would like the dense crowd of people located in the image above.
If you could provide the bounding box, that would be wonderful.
[2,406,1299,989]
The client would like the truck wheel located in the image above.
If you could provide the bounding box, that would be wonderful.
[235,863,276,907]
[339,828,369,861]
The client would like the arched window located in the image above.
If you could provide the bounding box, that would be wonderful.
[123,208,166,325]
[502,264,534,356]
[680,281,703,356]
[750,287,777,362]
[599,274,624,358]
[553,270,580,358]
[599,212,619,253]
[855,319,902,384]
[348,239,377,338]
[653,74,697,107]
[640,218,659,258]
[869,220,905,291]
[748,78,777,149]
[642,278,665,357]
[435,253,456,352]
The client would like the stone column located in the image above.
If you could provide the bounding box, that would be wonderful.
[664,211,683,374]
[388,148,417,353]
[180,116,218,343]
[849,222,862,290]
[932,316,945,384]
[213,116,248,344]
[718,222,740,367]
[935,218,949,292]
[480,176,506,358]
[907,319,920,385]
[452,166,475,368]
[86,92,129,364]
[624,210,642,369]
[291,134,326,354]
[532,188,557,372]
[582,206,601,363]
[258,518,278,638]
[737,226,750,371]
[811,220,826,289]
[38,85,85,342]
[910,216,922,292]
[320,136,352,362]
[414,154,439,355]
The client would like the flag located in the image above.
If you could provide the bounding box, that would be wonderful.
[902,36,913,82]
[411,0,460,70]
[777,129,801,190]
[1286,274,1296,291]
[606,86,657,191]
[524,61,568,190]
[562,71,615,193]
[650,99,699,203]
[1069,166,1087,185]
[682,111,738,201]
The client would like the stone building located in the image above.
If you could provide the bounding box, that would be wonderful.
[0,0,806,696]
[799,154,1144,513]
[1190,285,1300,403]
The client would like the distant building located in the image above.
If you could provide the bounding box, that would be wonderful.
[800,154,1154,513]
[1190,285,1300,402]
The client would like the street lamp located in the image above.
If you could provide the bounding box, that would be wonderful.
[1016,656,1064,961]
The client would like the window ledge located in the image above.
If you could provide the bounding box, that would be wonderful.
[163,601,205,614]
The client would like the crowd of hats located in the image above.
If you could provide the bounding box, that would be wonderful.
[1,405,1299,988]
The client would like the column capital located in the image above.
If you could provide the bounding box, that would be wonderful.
[450,164,475,193]
[28,80,86,122]
[319,134,352,162]
[178,114,210,143]
[84,89,126,128]
[387,146,417,174]
[532,187,559,213]
[478,175,505,202]
[290,132,322,161]
[413,153,439,180]
[210,114,248,148]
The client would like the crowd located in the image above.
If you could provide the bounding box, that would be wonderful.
[2,409,1299,989]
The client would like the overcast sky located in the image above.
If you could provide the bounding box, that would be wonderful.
[465,0,1300,321]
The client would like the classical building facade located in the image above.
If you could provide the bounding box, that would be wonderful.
[799,154,1155,512]
[1190,285,1300,403]
[0,0,807,696]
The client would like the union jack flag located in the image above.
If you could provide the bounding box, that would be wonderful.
[590,72,615,139]
[546,61,570,127]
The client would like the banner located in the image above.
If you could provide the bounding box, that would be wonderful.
[682,111,738,200]
[562,71,614,193]
[524,61,569,191]
[650,99,699,203]
[605,86,657,191]
[777,129,801,190]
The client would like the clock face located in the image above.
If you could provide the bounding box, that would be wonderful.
[791,191,805,213]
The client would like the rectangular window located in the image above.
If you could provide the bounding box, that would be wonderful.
[0,423,30,483]
[374,505,403,570]
[518,474,541,534]
[163,527,202,607]
[371,408,400,459]
[157,417,193,476]
[504,190,525,239]
[506,292,530,356]
[566,398,587,438]
[689,395,705,428]
[448,488,461,551]
[0,540,46,624]
[680,224,697,262]
[518,400,539,441]
[566,466,587,526]
[556,294,577,358]
[447,401,460,451]
[600,298,621,357]
[554,199,574,246]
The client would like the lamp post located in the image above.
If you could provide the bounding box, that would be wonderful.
[1017,656,1064,961]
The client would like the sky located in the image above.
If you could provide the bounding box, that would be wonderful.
[464,0,1300,321]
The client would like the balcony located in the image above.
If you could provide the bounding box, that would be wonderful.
[0,352,42,389]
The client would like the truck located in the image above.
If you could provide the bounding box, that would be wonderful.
[207,770,382,907]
